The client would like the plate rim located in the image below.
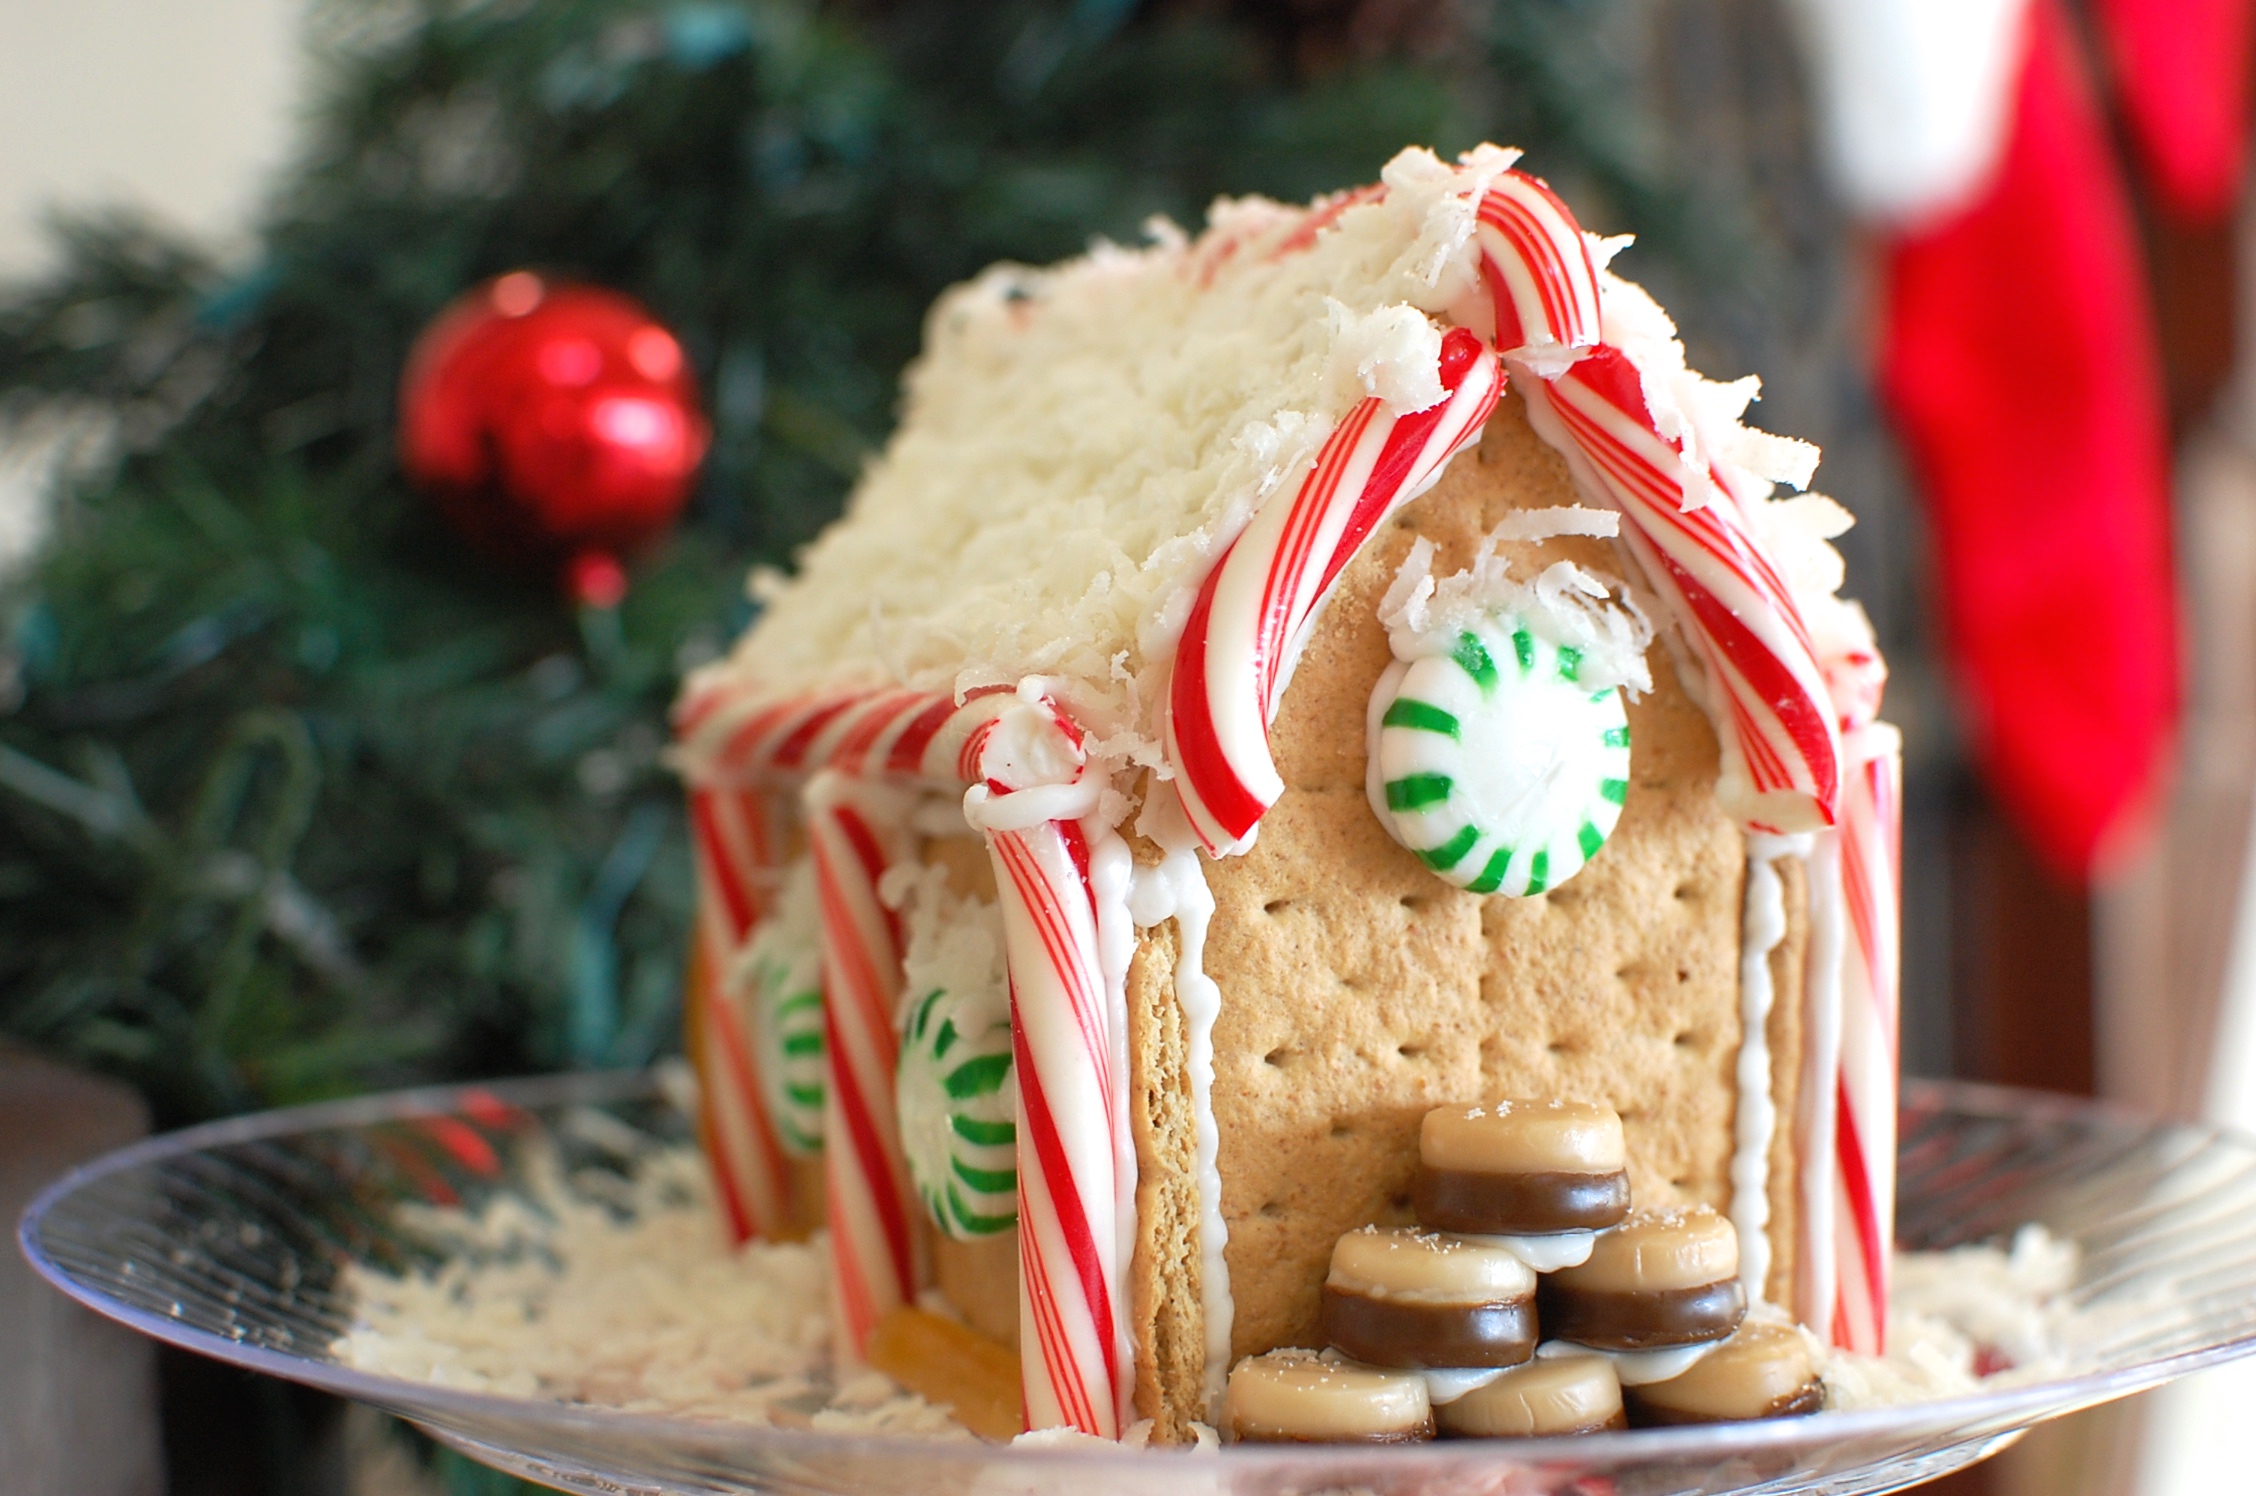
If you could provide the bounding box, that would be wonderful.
[18,1069,2256,1473]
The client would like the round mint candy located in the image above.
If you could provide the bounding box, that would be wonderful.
[897,983,1018,1239]
[743,928,825,1158]
[1371,616,1630,897]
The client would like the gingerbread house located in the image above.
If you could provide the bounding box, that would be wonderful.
[671,144,1901,1440]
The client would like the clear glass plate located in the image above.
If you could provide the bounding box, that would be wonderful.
[20,1071,2256,1496]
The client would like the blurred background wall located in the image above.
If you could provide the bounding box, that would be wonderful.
[0,0,301,277]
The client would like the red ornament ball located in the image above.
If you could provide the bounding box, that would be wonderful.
[398,272,709,604]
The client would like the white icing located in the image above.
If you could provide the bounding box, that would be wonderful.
[1460,1230,1597,1272]
[1128,841,1235,1421]
[1538,1337,1722,1387]
[1733,836,1796,1302]
[965,682,1099,814]
[963,777,1100,832]
[1421,1366,1511,1405]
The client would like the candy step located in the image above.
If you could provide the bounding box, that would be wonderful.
[1536,1280,1748,1353]
[1327,1225,1541,1300]
[1421,1099,1627,1174]
[1223,1351,1436,1444]
[1539,1205,1746,1351]
[1414,1101,1630,1236]
[1437,1355,1627,1438]
[1624,1322,1824,1425]
[1323,1291,1538,1371]
[1415,1169,1630,1236]
[1322,1227,1538,1370]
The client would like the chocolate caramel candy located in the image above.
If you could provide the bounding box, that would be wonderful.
[1436,1355,1627,1438]
[1321,1227,1539,1369]
[1625,1322,1824,1425]
[1538,1205,1746,1351]
[1413,1101,1631,1236]
[1223,1350,1435,1443]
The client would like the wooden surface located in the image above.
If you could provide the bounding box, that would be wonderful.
[0,1044,163,1496]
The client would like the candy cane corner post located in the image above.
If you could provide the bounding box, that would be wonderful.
[805,767,923,1360]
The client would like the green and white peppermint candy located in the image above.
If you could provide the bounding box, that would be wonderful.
[1370,615,1631,897]
[739,859,826,1157]
[897,983,1017,1238]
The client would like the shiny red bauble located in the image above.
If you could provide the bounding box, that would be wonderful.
[398,272,709,604]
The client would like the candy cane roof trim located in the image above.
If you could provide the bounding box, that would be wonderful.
[677,144,1872,809]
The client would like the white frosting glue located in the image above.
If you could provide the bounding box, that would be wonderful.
[1461,1230,1596,1272]
[1734,834,1802,1304]
[1538,1337,1721,1387]
[1126,840,1235,1422]
[1422,1366,1511,1405]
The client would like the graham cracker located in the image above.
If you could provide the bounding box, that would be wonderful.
[1124,390,1808,1435]
[1124,921,1205,1441]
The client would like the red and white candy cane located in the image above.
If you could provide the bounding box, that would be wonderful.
[673,679,1034,1252]
[667,672,1006,1245]
[981,810,1134,1436]
[684,675,1136,1430]
[678,679,1023,791]
[1829,725,1901,1353]
[1165,327,1503,852]
[1521,347,1843,833]
[1472,170,1603,361]
[686,908,787,1244]
[805,770,923,1359]
[684,781,789,1243]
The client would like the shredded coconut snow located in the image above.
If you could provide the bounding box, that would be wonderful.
[334,1142,964,1436]
[879,860,1010,1034]
[338,1148,2104,1440]
[682,143,1879,798]
[1820,1225,2087,1411]
[1377,524,1655,696]
[693,146,1634,765]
